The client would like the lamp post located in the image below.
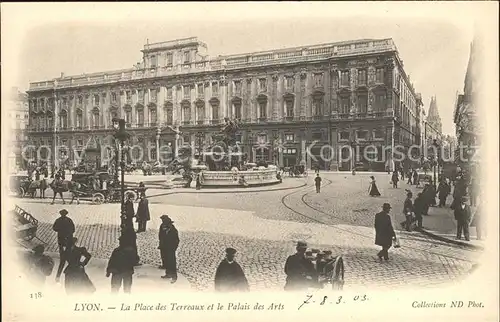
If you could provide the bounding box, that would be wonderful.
[195,131,205,162]
[432,139,439,189]
[112,118,131,231]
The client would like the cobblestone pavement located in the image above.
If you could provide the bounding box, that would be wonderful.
[11,172,481,292]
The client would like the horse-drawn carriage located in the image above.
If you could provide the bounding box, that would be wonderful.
[9,174,32,197]
[67,171,147,204]
[12,205,38,241]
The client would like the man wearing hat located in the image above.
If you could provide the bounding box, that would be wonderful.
[454,196,472,241]
[401,191,414,232]
[374,203,396,261]
[52,209,75,282]
[284,241,317,291]
[158,215,179,283]
[122,193,136,230]
[106,236,140,294]
[214,248,249,292]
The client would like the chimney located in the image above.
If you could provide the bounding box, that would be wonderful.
[60,72,65,78]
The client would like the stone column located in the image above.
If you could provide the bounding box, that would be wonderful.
[156,128,160,162]
[132,89,138,125]
[83,94,89,129]
[250,78,256,122]
[204,81,210,124]
[350,68,357,114]
[330,69,339,116]
[299,71,307,119]
[102,92,109,128]
[70,95,75,130]
[158,85,166,125]
[244,78,252,122]
[220,77,228,119]
[274,74,282,121]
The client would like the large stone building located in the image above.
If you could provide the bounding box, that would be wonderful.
[27,36,422,171]
[5,87,29,171]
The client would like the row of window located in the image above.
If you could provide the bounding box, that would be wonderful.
[339,129,386,141]
[149,51,190,68]
[340,68,385,87]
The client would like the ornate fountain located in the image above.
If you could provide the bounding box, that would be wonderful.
[167,118,281,188]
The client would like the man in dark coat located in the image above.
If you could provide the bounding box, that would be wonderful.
[375,203,396,261]
[391,171,399,188]
[122,194,135,230]
[437,179,451,207]
[400,191,414,232]
[413,193,425,229]
[135,195,150,233]
[53,209,75,281]
[454,196,472,241]
[120,224,140,266]
[158,215,180,283]
[214,248,249,292]
[451,176,467,210]
[106,236,140,294]
[315,174,322,193]
[284,241,317,291]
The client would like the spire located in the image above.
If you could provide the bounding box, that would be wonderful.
[427,95,442,133]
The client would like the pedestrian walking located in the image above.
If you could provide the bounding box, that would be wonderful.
[470,200,484,240]
[27,245,54,286]
[121,224,141,266]
[158,215,179,283]
[413,193,425,229]
[284,241,317,291]
[136,194,150,233]
[106,237,140,294]
[412,170,419,187]
[407,169,413,185]
[401,191,414,232]
[196,173,202,190]
[53,209,75,282]
[122,194,135,230]
[374,203,397,261]
[391,171,399,188]
[451,175,467,210]
[62,237,95,295]
[454,196,472,241]
[315,174,322,193]
[214,248,249,292]
[437,179,451,207]
[400,168,405,181]
[368,176,381,197]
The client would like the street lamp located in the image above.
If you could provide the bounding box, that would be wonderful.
[432,139,439,189]
[195,131,205,163]
[112,118,131,230]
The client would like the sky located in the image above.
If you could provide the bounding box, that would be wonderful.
[3,2,488,136]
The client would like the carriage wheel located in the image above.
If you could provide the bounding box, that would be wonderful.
[17,187,25,198]
[331,256,345,290]
[92,193,105,205]
[125,190,137,202]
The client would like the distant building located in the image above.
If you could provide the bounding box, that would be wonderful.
[5,87,29,171]
[26,36,423,171]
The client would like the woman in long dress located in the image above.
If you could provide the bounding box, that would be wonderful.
[63,237,96,295]
[368,176,381,197]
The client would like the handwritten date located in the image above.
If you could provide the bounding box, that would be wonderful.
[298,294,368,310]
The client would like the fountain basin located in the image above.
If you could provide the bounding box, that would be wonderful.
[201,169,280,187]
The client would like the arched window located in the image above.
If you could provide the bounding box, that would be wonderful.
[75,109,83,128]
[92,108,100,128]
[196,100,205,122]
[164,102,173,125]
[136,105,144,127]
[283,94,294,118]
[59,110,68,129]
[46,112,53,130]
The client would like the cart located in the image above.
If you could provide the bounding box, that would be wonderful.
[12,205,38,241]
[9,174,32,197]
[318,256,345,290]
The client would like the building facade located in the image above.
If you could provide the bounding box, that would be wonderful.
[454,35,481,172]
[5,87,29,171]
[27,37,422,171]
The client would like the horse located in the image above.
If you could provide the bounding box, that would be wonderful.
[48,180,74,204]
[25,179,48,198]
